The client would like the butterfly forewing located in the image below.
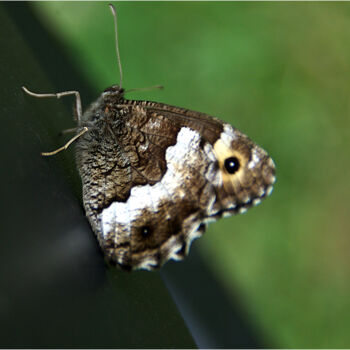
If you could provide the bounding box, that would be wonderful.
[76,87,275,270]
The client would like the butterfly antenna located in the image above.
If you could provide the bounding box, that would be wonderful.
[109,4,123,88]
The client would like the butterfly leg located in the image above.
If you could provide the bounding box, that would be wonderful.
[21,86,83,123]
[22,86,88,157]
[41,127,89,157]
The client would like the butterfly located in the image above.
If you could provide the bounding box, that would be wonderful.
[22,5,275,271]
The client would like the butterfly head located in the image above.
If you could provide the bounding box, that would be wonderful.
[103,84,125,97]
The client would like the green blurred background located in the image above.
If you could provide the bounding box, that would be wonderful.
[30,2,350,348]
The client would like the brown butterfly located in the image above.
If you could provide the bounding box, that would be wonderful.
[22,5,275,271]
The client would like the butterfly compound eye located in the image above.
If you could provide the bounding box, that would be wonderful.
[224,157,240,174]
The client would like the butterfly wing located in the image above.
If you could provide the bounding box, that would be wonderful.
[76,95,275,270]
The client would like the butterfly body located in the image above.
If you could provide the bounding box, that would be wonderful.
[75,85,276,270]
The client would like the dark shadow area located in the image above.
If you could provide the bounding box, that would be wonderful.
[162,244,266,348]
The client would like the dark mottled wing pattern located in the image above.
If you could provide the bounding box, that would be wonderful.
[76,86,275,270]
